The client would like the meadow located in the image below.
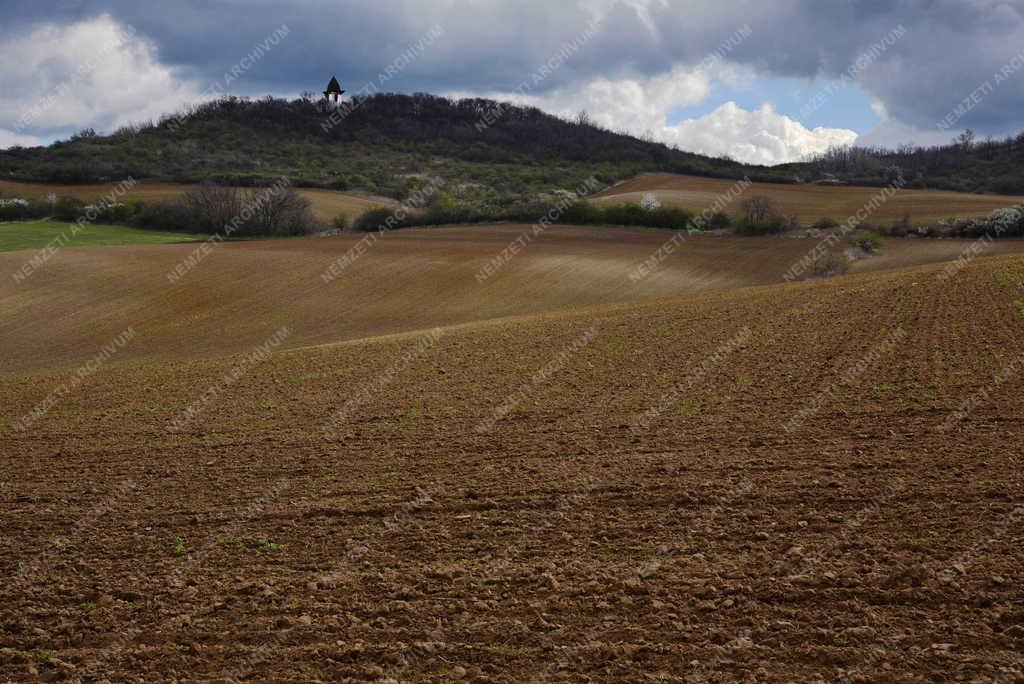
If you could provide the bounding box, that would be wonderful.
[0,220,206,253]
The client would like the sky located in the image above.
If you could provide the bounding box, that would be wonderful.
[1,0,1023,165]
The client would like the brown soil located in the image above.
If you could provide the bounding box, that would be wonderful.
[3,224,1023,375]
[594,173,1024,225]
[2,247,1023,681]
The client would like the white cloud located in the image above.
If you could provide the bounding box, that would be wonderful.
[448,64,712,134]
[450,66,858,165]
[0,14,203,137]
[0,128,42,149]
[660,102,859,165]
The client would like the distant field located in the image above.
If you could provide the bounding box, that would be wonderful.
[0,180,396,222]
[0,220,205,253]
[594,173,1024,225]
[3,223,1023,372]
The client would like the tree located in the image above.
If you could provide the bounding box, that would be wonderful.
[639,193,661,211]
[741,196,776,223]
[246,186,318,235]
[175,183,242,234]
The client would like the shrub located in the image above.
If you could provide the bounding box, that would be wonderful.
[809,252,850,278]
[353,207,400,232]
[595,203,693,230]
[705,211,733,231]
[560,201,601,225]
[741,196,777,223]
[173,184,242,234]
[852,230,884,253]
[133,183,319,236]
[639,192,661,211]
[241,186,320,236]
[734,214,787,235]
[133,202,192,233]
[53,197,87,221]
[889,214,912,237]
[84,201,135,223]
[0,197,49,220]
[812,217,840,230]
[331,214,350,232]
[988,206,1024,236]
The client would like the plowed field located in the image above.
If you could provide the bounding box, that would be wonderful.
[2,230,1024,681]
[4,225,1024,374]
[594,173,1024,225]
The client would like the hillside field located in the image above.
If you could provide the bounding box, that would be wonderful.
[2,227,1023,680]
[4,224,1024,373]
[0,180,396,222]
[594,173,1024,225]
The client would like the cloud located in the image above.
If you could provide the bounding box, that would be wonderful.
[452,69,857,164]
[855,119,964,150]
[0,14,203,137]
[661,102,858,165]
[2,1,1023,152]
[447,64,711,133]
[0,128,42,149]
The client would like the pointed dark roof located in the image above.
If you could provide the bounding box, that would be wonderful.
[324,76,345,95]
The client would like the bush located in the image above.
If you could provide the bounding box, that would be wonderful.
[331,214,350,232]
[734,214,787,235]
[889,214,912,237]
[585,203,694,230]
[0,197,49,221]
[84,201,135,223]
[705,211,733,231]
[133,183,320,236]
[241,185,320,236]
[809,252,850,278]
[133,202,192,233]
[353,207,400,232]
[173,184,242,234]
[741,196,777,223]
[812,217,840,230]
[53,197,87,221]
[852,230,884,253]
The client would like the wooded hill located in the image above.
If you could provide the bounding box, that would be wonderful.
[2,93,1021,205]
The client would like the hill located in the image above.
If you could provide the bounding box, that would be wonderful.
[4,94,1024,211]
[0,94,781,205]
[790,135,1024,194]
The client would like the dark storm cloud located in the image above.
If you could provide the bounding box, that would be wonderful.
[3,0,1023,139]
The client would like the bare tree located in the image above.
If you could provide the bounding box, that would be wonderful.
[245,186,319,235]
[957,128,976,150]
[741,196,776,223]
[175,183,242,234]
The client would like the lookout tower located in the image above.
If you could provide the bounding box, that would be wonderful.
[323,76,345,108]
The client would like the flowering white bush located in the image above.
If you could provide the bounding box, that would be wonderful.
[640,192,661,211]
[84,202,126,212]
[988,206,1023,229]
[0,198,29,208]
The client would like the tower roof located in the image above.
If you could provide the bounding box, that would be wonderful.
[324,76,345,95]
